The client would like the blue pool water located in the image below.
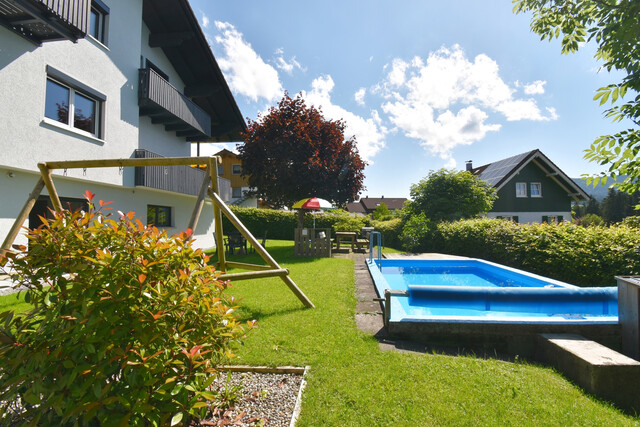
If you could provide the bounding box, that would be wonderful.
[367,258,618,324]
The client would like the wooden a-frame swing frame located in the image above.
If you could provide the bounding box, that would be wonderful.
[0,155,314,308]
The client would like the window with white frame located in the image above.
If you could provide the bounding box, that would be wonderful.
[515,182,527,197]
[232,187,242,198]
[44,67,105,138]
[530,182,542,197]
[89,0,110,45]
[232,164,242,175]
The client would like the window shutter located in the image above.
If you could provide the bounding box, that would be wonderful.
[557,215,563,223]
[513,216,519,223]
[542,216,549,223]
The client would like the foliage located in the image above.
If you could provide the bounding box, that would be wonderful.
[400,213,435,253]
[406,169,497,222]
[513,0,640,194]
[428,218,640,287]
[372,202,393,221]
[622,215,640,228]
[222,206,371,240]
[238,93,366,208]
[371,218,404,249]
[0,193,252,425]
[576,213,605,227]
[600,187,640,223]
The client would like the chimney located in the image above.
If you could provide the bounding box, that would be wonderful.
[381,195,384,199]
[466,160,473,172]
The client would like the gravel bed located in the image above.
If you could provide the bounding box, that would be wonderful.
[199,371,304,426]
[2,371,305,426]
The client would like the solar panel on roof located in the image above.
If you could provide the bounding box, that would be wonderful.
[476,151,534,186]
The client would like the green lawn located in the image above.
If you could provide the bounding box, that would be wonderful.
[223,240,638,426]
[2,240,638,425]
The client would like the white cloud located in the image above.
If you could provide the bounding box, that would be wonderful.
[303,75,387,162]
[380,45,556,162]
[200,11,210,28]
[213,21,283,103]
[273,48,304,75]
[524,80,546,95]
[354,88,366,106]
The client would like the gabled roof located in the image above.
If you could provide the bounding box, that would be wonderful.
[142,0,245,142]
[345,202,366,214]
[360,198,407,211]
[471,149,590,202]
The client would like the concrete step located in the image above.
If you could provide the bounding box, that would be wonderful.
[537,333,640,413]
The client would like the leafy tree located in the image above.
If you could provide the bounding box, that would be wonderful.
[513,0,640,194]
[406,169,497,222]
[373,202,393,221]
[238,93,366,208]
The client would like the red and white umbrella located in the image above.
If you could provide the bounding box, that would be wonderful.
[292,197,335,210]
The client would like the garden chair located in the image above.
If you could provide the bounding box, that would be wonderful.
[225,232,247,255]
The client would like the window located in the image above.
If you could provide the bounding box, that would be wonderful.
[497,215,519,223]
[232,187,242,198]
[147,205,172,227]
[218,165,224,175]
[515,182,527,197]
[44,67,105,138]
[530,183,542,197]
[232,164,242,175]
[89,0,110,44]
[145,58,169,82]
[542,215,563,223]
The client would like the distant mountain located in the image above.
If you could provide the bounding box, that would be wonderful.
[572,176,627,201]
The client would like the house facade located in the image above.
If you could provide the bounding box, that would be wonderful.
[214,149,258,208]
[0,0,245,249]
[469,149,589,223]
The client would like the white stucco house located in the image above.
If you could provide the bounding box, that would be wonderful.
[0,0,245,249]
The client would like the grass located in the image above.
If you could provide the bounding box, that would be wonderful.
[2,240,638,425]
[222,240,639,426]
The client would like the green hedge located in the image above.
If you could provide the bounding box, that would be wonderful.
[372,218,404,250]
[434,219,640,287]
[222,206,371,240]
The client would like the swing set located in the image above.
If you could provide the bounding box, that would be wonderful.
[0,155,314,308]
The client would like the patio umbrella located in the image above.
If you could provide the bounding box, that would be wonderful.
[292,198,335,228]
[292,197,334,210]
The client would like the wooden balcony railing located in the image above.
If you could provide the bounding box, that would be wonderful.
[138,68,212,141]
[0,0,90,44]
[134,149,231,199]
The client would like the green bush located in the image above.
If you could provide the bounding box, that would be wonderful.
[622,215,640,228]
[0,193,252,425]
[577,213,605,227]
[400,214,436,253]
[372,218,404,249]
[432,218,640,287]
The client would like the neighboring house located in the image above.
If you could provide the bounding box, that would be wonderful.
[214,149,258,208]
[468,149,589,223]
[346,196,407,216]
[0,0,245,249]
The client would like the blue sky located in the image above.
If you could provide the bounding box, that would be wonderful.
[190,0,622,199]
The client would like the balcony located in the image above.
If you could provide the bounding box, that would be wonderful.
[0,0,89,44]
[134,149,231,199]
[138,68,212,141]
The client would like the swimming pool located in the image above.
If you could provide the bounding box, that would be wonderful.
[367,258,618,324]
